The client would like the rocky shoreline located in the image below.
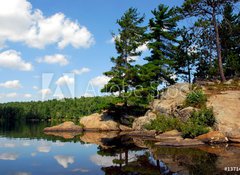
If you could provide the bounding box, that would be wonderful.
[44,82,240,146]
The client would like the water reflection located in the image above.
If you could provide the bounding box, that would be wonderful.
[0,122,240,175]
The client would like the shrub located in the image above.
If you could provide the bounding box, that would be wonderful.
[144,115,181,132]
[185,90,207,108]
[191,108,215,127]
[180,121,209,138]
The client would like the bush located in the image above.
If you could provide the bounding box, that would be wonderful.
[180,121,209,138]
[185,90,207,108]
[144,115,181,132]
[191,108,215,127]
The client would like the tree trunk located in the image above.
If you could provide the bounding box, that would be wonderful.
[213,9,226,82]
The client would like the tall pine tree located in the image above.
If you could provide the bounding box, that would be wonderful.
[101,8,146,105]
[141,4,180,95]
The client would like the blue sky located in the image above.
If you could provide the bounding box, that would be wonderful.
[0,0,184,102]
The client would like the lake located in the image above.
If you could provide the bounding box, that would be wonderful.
[0,121,240,175]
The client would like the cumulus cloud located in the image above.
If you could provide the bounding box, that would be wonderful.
[72,67,90,75]
[0,80,22,89]
[0,142,16,148]
[54,155,74,168]
[82,92,94,97]
[37,54,69,66]
[0,0,95,49]
[37,144,51,153]
[0,153,19,160]
[5,92,18,98]
[56,75,74,86]
[33,86,38,90]
[0,50,33,71]
[23,93,32,98]
[90,75,110,87]
[39,88,51,96]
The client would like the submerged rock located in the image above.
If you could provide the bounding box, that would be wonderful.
[44,121,83,132]
[155,138,204,147]
[80,113,120,131]
[196,131,228,143]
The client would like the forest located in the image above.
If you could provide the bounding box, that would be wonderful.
[0,0,239,121]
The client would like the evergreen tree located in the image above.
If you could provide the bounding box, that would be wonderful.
[175,27,198,83]
[181,0,239,82]
[101,8,146,105]
[220,4,240,77]
[141,4,180,94]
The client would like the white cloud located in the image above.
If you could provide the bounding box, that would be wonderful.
[108,35,120,44]
[39,88,51,96]
[0,153,19,160]
[0,80,22,89]
[37,145,51,153]
[0,142,16,148]
[136,43,148,52]
[72,168,89,173]
[23,93,32,98]
[37,54,69,66]
[0,0,95,49]
[0,50,33,71]
[90,75,110,87]
[6,92,18,98]
[72,67,90,75]
[54,155,74,168]
[33,86,38,90]
[14,172,31,175]
[56,75,74,86]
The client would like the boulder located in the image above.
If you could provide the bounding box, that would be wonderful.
[177,107,196,122]
[223,79,234,85]
[152,83,191,116]
[44,132,79,139]
[43,121,83,132]
[119,124,133,131]
[228,135,240,143]
[132,111,157,130]
[155,130,182,141]
[207,91,240,137]
[155,138,204,147]
[196,131,228,143]
[80,113,120,131]
[128,130,156,137]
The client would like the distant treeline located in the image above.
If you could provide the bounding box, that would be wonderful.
[0,96,122,121]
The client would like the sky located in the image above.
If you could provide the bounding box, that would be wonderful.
[0,0,185,103]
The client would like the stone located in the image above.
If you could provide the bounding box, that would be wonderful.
[80,113,120,131]
[228,135,240,143]
[152,83,191,116]
[223,79,234,85]
[119,124,133,131]
[128,130,156,137]
[155,138,204,147]
[155,130,183,142]
[80,131,119,148]
[207,91,240,137]
[178,107,196,122]
[196,131,228,143]
[132,111,157,130]
[43,121,83,132]
[44,132,79,139]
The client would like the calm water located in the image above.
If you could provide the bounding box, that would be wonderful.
[0,121,240,175]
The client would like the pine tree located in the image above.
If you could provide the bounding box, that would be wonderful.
[141,4,180,94]
[220,4,240,77]
[101,8,146,105]
[181,0,239,81]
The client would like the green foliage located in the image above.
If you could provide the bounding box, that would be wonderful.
[185,90,207,108]
[191,108,215,127]
[102,8,146,106]
[180,121,209,138]
[145,115,181,132]
[0,96,122,121]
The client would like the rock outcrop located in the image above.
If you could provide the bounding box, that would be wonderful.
[207,91,240,140]
[80,113,120,131]
[132,111,157,130]
[44,122,83,132]
[155,138,204,147]
[196,131,228,143]
[152,83,191,116]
